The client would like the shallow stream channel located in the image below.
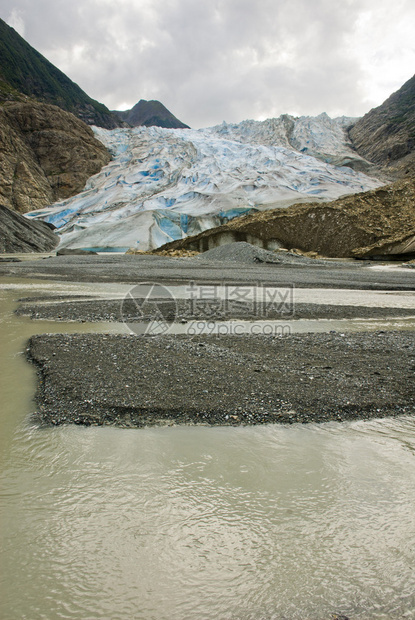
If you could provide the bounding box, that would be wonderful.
[1,278,415,619]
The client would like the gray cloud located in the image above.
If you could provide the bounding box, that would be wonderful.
[2,0,414,127]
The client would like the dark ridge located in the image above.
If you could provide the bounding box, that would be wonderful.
[0,18,119,128]
[113,99,190,129]
[349,74,415,175]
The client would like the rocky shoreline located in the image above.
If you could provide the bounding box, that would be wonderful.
[15,296,415,322]
[1,253,415,289]
[0,250,412,428]
[27,331,415,428]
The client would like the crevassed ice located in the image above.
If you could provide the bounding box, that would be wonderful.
[26,116,383,252]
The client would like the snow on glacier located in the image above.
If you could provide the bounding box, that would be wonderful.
[26,118,383,251]
[209,113,367,167]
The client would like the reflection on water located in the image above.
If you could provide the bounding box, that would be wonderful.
[1,281,415,620]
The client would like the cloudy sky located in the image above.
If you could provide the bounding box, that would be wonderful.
[3,0,415,128]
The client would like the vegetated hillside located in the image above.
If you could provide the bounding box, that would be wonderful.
[0,203,58,252]
[113,99,189,129]
[0,101,111,213]
[349,74,415,177]
[157,178,415,259]
[0,18,119,128]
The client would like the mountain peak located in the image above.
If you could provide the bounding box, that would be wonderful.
[0,19,190,131]
[0,18,119,129]
[113,99,190,129]
[349,74,415,176]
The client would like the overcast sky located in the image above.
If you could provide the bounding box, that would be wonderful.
[3,0,414,128]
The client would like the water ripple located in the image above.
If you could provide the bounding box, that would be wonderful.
[1,285,415,619]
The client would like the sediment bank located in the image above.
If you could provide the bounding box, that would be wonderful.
[1,253,415,289]
[27,331,415,427]
[15,295,415,322]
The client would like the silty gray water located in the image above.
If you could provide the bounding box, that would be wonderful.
[0,281,415,620]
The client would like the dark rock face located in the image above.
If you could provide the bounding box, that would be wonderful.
[0,18,120,129]
[0,102,111,213]
[0,19,190,131]
[0,204,59,252]
[113,99,190,129]
[349,74,415,177]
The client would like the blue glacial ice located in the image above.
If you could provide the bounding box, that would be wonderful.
[26,117,384,251]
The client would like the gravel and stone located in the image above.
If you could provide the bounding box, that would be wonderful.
[2,245,413,428]
[1,252,415,289]
[15,296,415,323]
[27,331,415,427]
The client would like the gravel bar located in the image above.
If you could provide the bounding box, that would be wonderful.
[1,253,415,289]
[27,331,415,427]
[16,297,415,322]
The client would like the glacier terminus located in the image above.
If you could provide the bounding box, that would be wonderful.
[27,114,384,252]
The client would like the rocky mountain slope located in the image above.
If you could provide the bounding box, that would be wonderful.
[349,74,415,177]
[158,177,415,259]
[0,101,110,213]
[113,99,189,129]
[25,121,382,251]
[152,78,415,259]
[2,21,411,257]
[0,19,189,131]
[0,18,119,129]
[0,203,58,252]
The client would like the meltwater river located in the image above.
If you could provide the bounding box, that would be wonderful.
[0,280,414,620]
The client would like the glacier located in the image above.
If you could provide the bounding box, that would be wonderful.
[210,113,368,168]
[26,115,384,252]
